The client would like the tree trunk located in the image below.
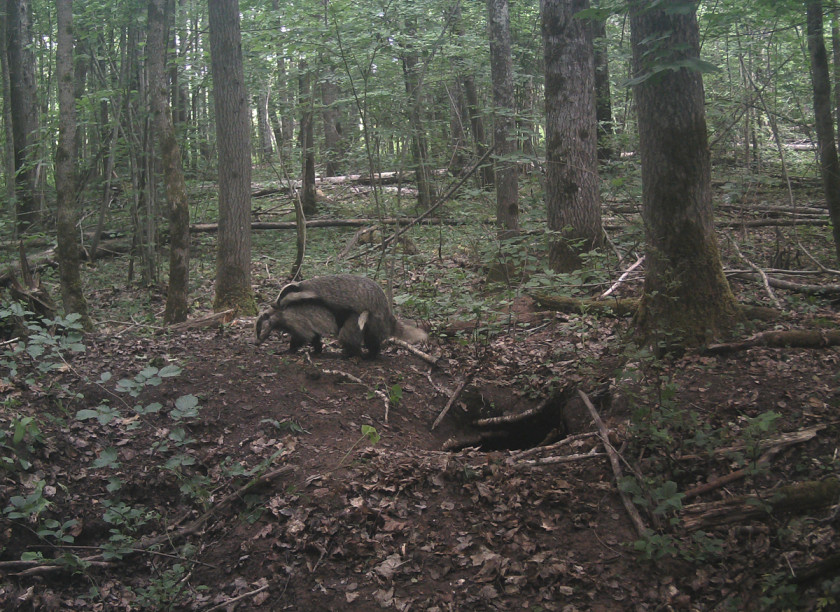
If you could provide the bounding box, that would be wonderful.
[257,89,273,162]
[487,0,519,237]
[629,0,738,349]
[208,0,256,315]
[806,0,840,264]
[542,0,602,272]
[321,68,342,177]
[55,0,92,330]
[298,60,317,216]
[832,0,840,148]
[401,20,432,211]
[148,0,191,324]
[0,9,16,214]
[6,0,40,234]
[592,11,614,161]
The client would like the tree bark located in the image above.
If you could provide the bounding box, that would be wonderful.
[55,0,92,330]
[257,89,274,162]
[806,0,840,264]
[148,0,191,324]
[487,0,519,237]
[542,0,602,272]
[401,21,432,210]
[6,0,40,234]
[629,0,738,349]
[208,0,256,315]
[298,60,317,216]
[592,9,614,161]
[321,68,342,177]
[0,7,16,224]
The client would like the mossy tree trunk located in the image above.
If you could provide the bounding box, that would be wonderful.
[208,0,256,315]
[55,0,92,330]
[629,0,739,348]
[148,0,190,324]
[542,0,602,272]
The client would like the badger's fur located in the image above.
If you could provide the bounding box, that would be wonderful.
[255,302,338,352]
[274,274,427,358]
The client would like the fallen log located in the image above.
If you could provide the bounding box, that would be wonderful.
[728,271,840,296]
[189,217,458,233]
[703,329,840,355]
[682,477,840,530]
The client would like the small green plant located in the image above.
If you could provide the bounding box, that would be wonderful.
[336,425,380,469]
[1,304,85,384]
[261,418,309,434]
[134,562,205,610]
[388,384,403,407]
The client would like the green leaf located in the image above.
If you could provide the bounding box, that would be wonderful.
[158,364,182,377]
[93,447,120,469]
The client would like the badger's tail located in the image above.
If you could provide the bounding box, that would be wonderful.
[393,319,427,344]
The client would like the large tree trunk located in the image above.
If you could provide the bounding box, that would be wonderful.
[208,0,256,315]
[55,0,92,330]
[487,0,519,237]
[148,0,191,324]
[806,0,840,264]
[630,0,738,349]
[6,0,40,234]
[542,0,602,272]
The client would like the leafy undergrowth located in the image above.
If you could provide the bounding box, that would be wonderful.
[1,174,840,609]
[1,283,839,610]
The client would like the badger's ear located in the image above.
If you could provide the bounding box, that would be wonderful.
[357,311,369,330]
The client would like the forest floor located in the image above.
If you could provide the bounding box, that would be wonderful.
[2,178,840,610]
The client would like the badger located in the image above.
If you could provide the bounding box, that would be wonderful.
[262,274,426,358]
[255,302,339,353]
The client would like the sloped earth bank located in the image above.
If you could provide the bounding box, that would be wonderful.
[1,303,839,611]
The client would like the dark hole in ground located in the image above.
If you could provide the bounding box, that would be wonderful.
[443,385,576,452]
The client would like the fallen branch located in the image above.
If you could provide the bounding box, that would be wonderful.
[682,477,840,530]
[728,271,840,296]
[578,389,647,537]
[204,584,270,612]
[432,376,472,430]
[599,256,644,299]
[391,338,437,365]
[682,447,782,501]
[533,294,639,317]
[473,395,555,428]
[189,217,458,233]
[728,237,780,308]
[703,329,840,355]
[166,309,235,332]
[317,365,391,421]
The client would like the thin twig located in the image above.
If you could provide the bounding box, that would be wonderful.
[728,237,781,308]
[203,584,270,612]
[431,376,471,430]
[599,255,644,299]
